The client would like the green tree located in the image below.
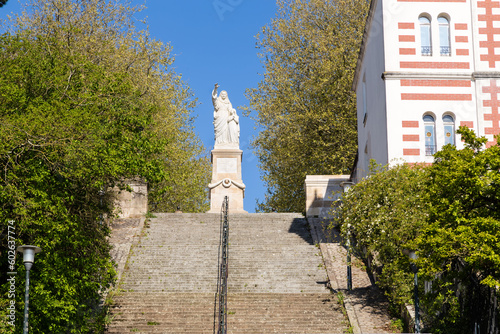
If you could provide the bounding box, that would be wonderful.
[150,145,211,213]
[335,127,500,333]
[5,0,211,213]
[416,127,500,333]
[245,0,369,212]
[0,0,209,332]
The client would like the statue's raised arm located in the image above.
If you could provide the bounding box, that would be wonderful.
[212,83,219,108]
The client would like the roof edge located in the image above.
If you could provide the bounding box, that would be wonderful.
[352,0,380,91]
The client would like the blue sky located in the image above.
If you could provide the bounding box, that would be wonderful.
[1,0,278,213]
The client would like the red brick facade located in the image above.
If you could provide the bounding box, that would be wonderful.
[354,0,499,181]
[400,62,470,69]
[401,93,472,101]
[403,148,421,156]
[482,80,500,147]
[400,48,417,55]
[400,80,471,87]
[478,0,500,68]
[403,134,420,141]
[460,121,474,128]
[402,121,420,128]
[399,35,416,42]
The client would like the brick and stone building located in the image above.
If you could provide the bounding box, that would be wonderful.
[352,0,500,182]
[305,0,500,216]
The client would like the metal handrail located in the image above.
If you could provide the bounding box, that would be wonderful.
[425,145,436,156]
[214,196,229,334]
[440,46,451,56]
[421,46,432,56]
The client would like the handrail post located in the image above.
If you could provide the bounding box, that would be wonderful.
[217,196,229,334]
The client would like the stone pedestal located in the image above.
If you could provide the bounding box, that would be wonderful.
[207,147,247,213]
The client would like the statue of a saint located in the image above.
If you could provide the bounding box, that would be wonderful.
[212,83,240,145]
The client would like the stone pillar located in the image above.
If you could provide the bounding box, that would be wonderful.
[112,178,148,218]
[304,175,350,219]
[207,148,247,213]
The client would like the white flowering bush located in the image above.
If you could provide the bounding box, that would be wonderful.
[333,161,429,305]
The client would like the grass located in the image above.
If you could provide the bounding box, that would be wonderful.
[336,291,354,334]
[352,257,367,272]
[390,318,404,333]
[104,287,125,306]
[145,211,156,219]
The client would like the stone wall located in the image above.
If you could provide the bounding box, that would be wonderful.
[304,175,350,219]
[112,178,148,218]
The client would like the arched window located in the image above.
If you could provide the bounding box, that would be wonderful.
[420,16,432,56]
[438,16,451,56]
[443,114,455,146]
[423,115,436,155]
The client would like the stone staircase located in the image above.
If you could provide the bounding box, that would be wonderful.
[107,213,347,333]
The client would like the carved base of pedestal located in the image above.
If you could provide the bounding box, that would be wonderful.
[207,148,247,213]
[207,183,246,213]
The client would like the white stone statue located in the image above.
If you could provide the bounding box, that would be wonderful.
[212,83,240,146]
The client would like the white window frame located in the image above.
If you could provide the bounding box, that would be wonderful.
[438,15,451,56]
[419,15,432,56]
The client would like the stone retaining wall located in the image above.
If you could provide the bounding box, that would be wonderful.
[304,175,350,219]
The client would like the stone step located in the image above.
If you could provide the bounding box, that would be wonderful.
[108,292,346,333]
[107,213,346,333]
